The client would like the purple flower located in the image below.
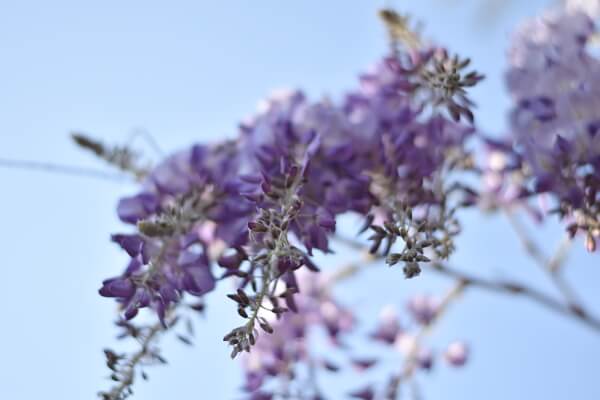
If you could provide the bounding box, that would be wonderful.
[406,294,439,325]
[417,347,434,370]
[111,234,145,258]
[349,386,375,400]
[444,341,469,367]
[371,305,402,344]
[477,138,529,210]
[117,193,160,224]
[99,277,135,298]
[237,89,375,253]
[101,231,216,322]
[351,358,378,372]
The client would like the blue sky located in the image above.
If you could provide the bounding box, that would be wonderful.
[1,1,599,399]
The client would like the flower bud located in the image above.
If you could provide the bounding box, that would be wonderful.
[586,234,596,252]
[445,341,469,367]
[403,262,421,279]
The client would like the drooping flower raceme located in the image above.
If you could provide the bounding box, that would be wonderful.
[346,53,481,277]
[100,142,253,323]
[96,17,483,399]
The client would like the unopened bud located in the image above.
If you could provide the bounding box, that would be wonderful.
[403,262,421,279]
[586,234,596,253]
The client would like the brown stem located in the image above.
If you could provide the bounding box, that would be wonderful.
[332,233,370,252]
[0,157,130,182]
[387,280,466,399]
[430,262,600,332]
[327,251,378,285]
[505,210,590,317]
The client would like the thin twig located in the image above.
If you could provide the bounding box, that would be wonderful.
[505,210,547,266]
[387,280,467,399]
[505,210,583,313]
[101,320,165,400]
[429,262,600,332]
[332,233,370,252]
[548,236,571,273]
[0,157,131,182]
[333,234,600,333]
[327,251,378,285]
[127,128,164,157]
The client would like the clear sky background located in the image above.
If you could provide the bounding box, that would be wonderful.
[1,0,599,399]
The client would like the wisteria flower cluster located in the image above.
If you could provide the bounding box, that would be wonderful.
[505,4,600,249]
[71,4,600,400]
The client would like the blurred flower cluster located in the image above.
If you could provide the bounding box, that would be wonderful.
[239,270,353,400]
[502,3,600,250]
[347,292,468,400]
